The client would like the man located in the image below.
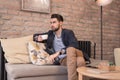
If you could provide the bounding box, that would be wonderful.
[33,14,85,80]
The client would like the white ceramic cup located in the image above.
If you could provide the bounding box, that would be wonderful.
[41,34,48,40]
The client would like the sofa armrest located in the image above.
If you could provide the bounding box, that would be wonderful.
[0,41,7,80]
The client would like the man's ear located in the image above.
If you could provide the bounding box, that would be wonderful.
[60,21,63,26]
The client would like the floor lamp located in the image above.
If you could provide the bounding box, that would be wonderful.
[95,0,113,60]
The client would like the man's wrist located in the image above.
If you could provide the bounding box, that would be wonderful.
[60,49,66,55]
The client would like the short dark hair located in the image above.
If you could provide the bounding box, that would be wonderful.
[51,14,64,22]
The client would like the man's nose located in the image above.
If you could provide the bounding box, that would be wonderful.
[51,23,54,26]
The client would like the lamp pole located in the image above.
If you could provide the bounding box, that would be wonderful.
[95,0,112,60]
[100,6,103,60]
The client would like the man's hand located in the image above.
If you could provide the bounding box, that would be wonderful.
[49,51,60,63]
[35,35,43,42]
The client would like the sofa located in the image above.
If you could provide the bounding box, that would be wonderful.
[0,35,95,80]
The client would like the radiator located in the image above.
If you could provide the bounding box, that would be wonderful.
[78,41,91,58]
[78,41,96,60]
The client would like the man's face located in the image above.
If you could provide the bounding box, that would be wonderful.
[50,18,62,32]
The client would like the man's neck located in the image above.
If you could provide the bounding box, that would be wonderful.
[55,27,62,38]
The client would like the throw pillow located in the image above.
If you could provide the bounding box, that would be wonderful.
[27,41,53,65]
[0,35,33,63]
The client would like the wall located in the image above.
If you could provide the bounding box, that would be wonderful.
[0,0,120,61]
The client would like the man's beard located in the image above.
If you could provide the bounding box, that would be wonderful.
[52,26,60,32]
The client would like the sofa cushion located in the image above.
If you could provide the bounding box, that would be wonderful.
[5,63,67,79]
[27,41,52,65]
[0,35,33,63]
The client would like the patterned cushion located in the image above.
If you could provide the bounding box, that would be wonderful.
[27,41,52,65]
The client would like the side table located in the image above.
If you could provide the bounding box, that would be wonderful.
[77,67,120,80]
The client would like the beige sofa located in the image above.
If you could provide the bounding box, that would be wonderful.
[0,35,94,80]
[0,35,68,80]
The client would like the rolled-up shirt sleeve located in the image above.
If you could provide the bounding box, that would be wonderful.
[58,54,66,59]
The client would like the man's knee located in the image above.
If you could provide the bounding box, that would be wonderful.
[66,47,84,57]
[66,47,76,57]
[66,47,76,52]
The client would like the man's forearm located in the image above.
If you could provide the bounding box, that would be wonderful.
[33,33,48,42]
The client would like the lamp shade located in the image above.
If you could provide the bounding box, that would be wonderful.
[96,0,113,6]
